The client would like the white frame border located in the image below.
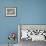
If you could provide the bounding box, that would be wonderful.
[18,25,21,43]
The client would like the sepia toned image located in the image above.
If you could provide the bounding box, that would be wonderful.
[6,8,16,16]
[18,25,46,46]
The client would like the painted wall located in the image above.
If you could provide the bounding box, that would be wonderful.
[0,0,46,44]
[21,0,46,24]
[0,0,21,44]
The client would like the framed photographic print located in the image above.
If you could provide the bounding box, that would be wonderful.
[18,24,46,42]
[6,8,16,16]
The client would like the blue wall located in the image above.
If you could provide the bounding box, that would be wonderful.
[21,0,46,24]
[0,0,46,44]
[0,0,21,44]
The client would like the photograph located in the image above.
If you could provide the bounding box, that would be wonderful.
[6,8,16,16]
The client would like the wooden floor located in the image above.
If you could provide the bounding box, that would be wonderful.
[0,40,46,46]
[19,40,46,46]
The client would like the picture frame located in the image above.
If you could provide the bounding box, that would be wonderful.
[6,8,16,16]
[18,24,46,42]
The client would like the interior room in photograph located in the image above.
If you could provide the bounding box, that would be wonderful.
[18,25,46,42]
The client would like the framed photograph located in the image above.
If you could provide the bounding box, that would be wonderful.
[6,8,16,16]
[18,24,46,42]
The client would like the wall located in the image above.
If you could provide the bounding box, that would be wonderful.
[21,25,46,30]
[21,0,46,24]
[0,0,46,44]
[0,0,21,44]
